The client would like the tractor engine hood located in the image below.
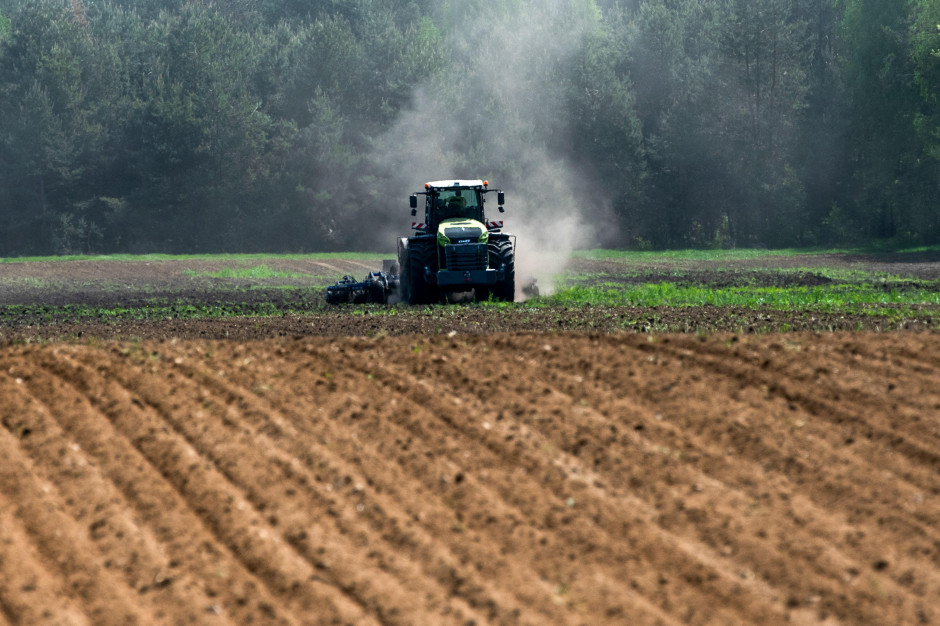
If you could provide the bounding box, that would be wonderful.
[437,218,488,246]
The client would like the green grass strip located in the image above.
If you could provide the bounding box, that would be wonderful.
[0,301,308,323]
[538,283,940,312]
[575,243,940,262]
[182,264,313,279]
[0,252,392,264]
[575,248,810,261]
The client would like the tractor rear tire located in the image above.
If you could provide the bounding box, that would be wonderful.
[490,240,515,302]
[406,240,438,305]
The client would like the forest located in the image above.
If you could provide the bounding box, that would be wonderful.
[0,0,938,255]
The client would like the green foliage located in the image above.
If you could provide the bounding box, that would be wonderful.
[0,299,298,324]
[566,8,645,221]
[911,2,940,160]
[0,9,9,40]
[575,248,811,261]
[838,0,934,243]
[0,0,938,255]
[540,281,940,312]
[182,264,312,280]
[0,251,389,263]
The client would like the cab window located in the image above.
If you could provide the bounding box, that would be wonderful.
[434,189,482,221]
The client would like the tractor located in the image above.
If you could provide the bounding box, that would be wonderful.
[398,179,514,304]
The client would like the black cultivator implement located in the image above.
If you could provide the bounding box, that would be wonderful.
[325,271,400,305]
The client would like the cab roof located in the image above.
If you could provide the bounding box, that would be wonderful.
[425,179,486,190]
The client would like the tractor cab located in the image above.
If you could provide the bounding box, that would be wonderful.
[409,179,504,233]
[431,188,482,225]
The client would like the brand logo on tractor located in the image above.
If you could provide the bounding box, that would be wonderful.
[458,239,471,244]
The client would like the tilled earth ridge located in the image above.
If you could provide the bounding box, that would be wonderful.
[2,332,939,624]
[1,305,936,343]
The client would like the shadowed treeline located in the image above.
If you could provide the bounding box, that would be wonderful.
[0,0,937,255]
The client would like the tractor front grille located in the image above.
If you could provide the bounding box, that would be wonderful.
[444,243,488,271]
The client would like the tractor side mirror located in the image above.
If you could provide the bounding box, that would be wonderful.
[497,191,505,206]
[409,195,418,209]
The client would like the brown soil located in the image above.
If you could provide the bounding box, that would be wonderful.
[2,255,940,624]
[2,305,935,344]
[3,332,940,624]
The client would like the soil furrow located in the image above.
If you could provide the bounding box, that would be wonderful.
[10,350,308,624]
[0,414,148,624]
[165,340,590,624]
[92,344,488,626]
[190,379,527,621]
[407,337,879,620]
[0,365,233,625]
[0,489,89,625]
[313,337,793,624]
[32,348,358,625]
[2,327,940,624]
[145,338,706,623]
[615,335,940,618]
[646,334,940,496]
[390,334,938,623]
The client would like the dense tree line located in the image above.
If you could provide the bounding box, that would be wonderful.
[0,0,937,254]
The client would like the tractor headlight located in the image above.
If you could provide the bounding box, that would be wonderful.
[437,231,450,247]
[479,230,489,244]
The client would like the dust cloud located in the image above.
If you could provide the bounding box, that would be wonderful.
[368,0,611,297]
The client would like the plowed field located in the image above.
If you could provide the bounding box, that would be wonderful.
[2,254,940,624]
[3,332,940,624]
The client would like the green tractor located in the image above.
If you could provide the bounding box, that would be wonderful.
[398,179,514,304]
